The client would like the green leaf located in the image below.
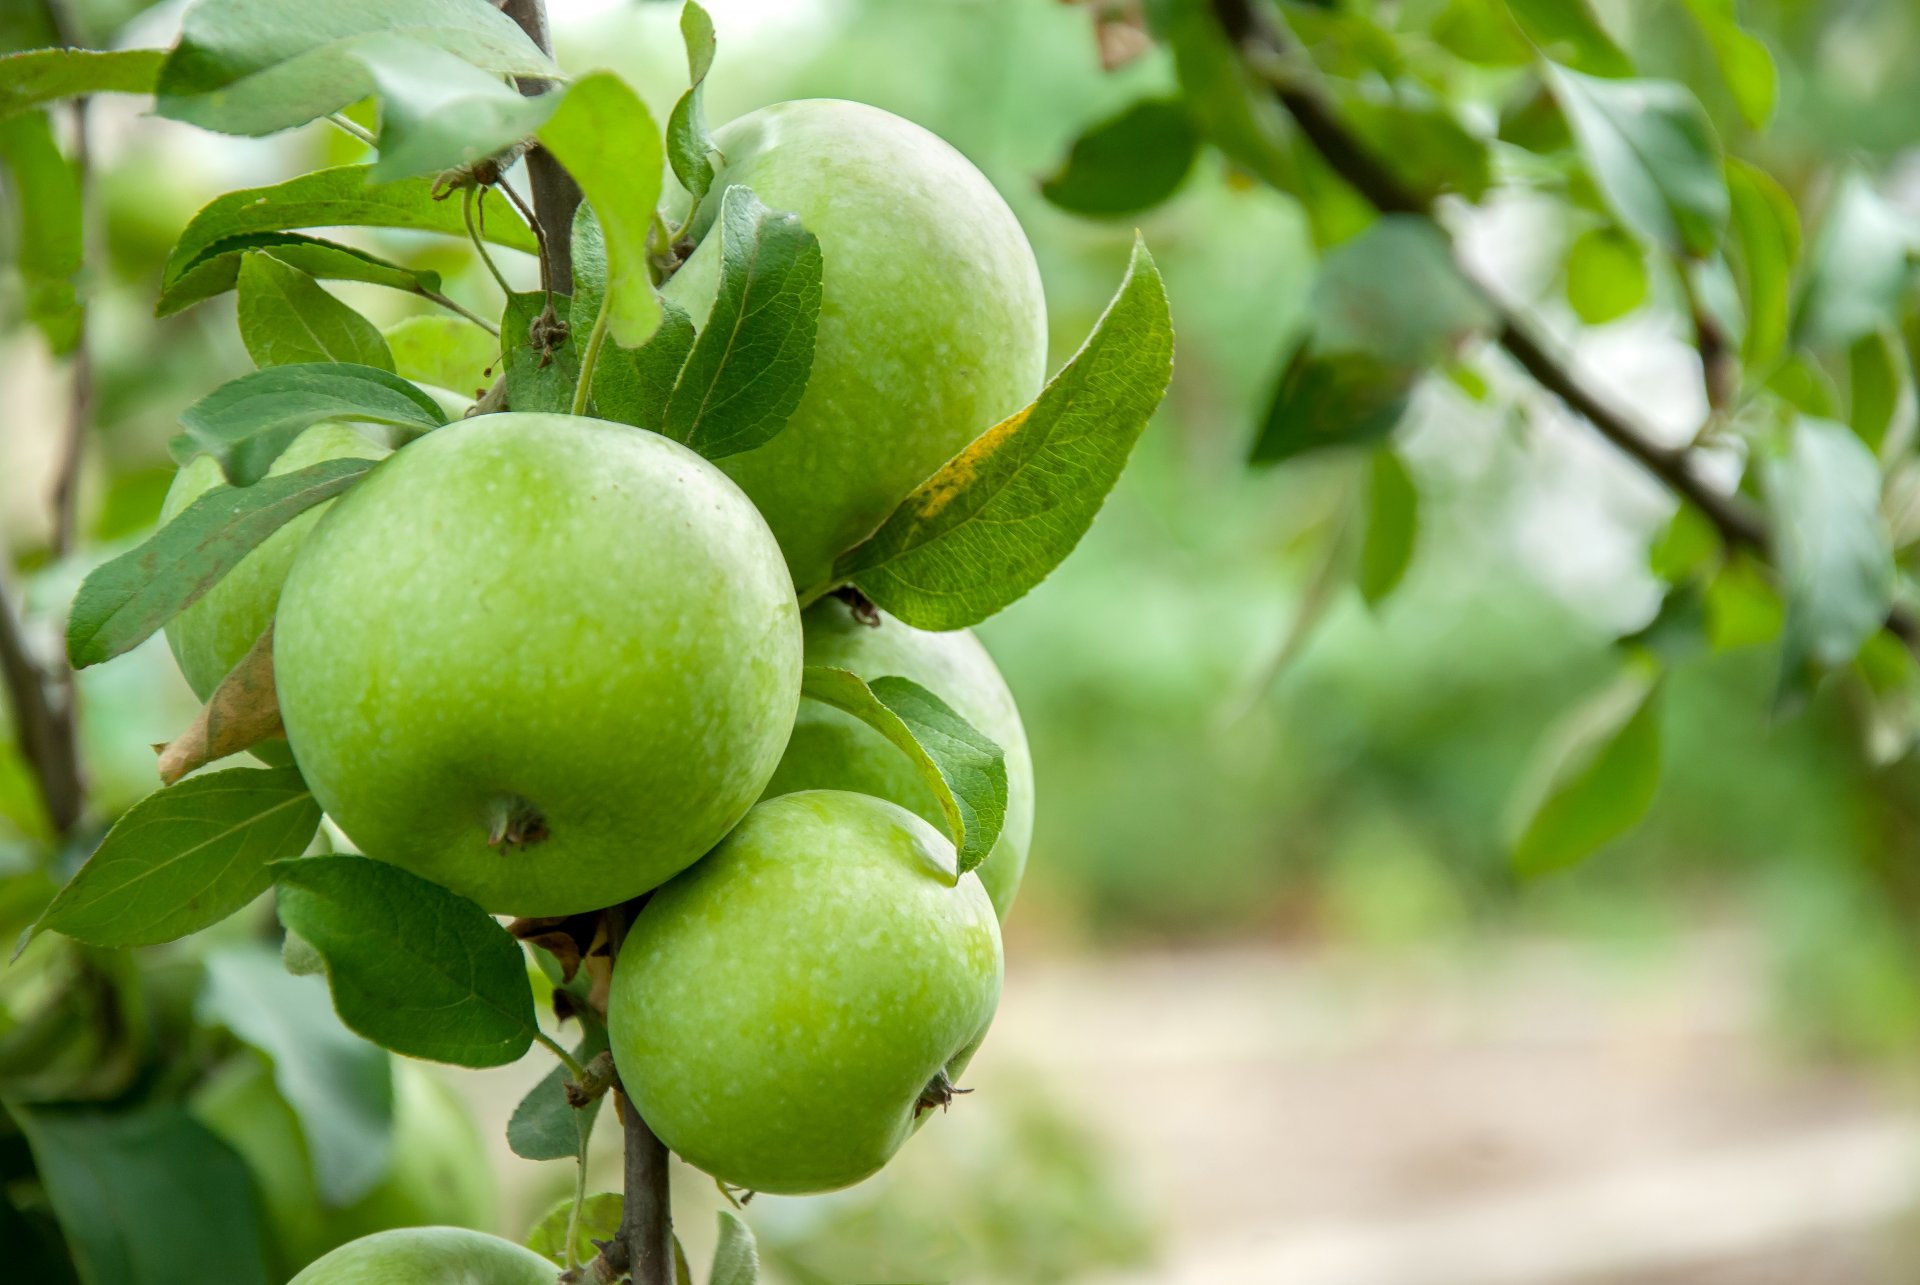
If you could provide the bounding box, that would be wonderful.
[799,667,1008,877]
[662,185,822,459]
[709,1211,760,1285]
[835,236,1173,625]
[1794,171,1916,353]
[15,1105,271,1285]
[171,363,444,485]
[571,205,694,426]
[1565,225,1648,324]
[1149,0,1295,191]
[1357,448,1418,606]
[200,945,394,1207]
[0,108,82,354]
[536,72,662,347]
[1705,552,1782,650]
[500,291,577,415]
[1253,217,1488,464]
[506,1026,609,1162]
[1335,90,1491,204]
[527,1193,623,1266]
[1510,663,1663,877]
[22,767,318,950]
[66,459,376,667]
[154,0,554,136]
[1725,159,1798,373]
[1504,0,1631,76]
[1847,330,1902,454]
[237,252,395,371]
[385,314,497,397]
[1041,97,1199,217]
[355,37,558,182]
[163,164,536,299]
[1679,0,1776,129]
[666,0,718,209]
[1546,65,1728,256]
[160,231,445,318]
[0,47,164,118]
[272,854,538,1067]
[1765,416,1894,678]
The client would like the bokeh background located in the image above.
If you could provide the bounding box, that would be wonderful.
[11,1,1920,1281]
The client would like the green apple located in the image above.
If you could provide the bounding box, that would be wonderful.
[661,99,1048,593]
[192,1055,494,1281]
[161,423,390,699]
[764,596,1034,917]
[610,790,1002,1194]
[274,412,802,916]
[287,1228,555,1285]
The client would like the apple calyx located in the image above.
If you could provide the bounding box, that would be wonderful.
[914,1067,973,1117]
[486,795,551,850]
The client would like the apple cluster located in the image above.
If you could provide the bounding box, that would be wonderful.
[161,100,1046,1229]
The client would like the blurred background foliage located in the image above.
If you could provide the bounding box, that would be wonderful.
[12,0,1920,1281]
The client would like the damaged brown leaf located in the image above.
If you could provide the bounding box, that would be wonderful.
[157,625,285,784]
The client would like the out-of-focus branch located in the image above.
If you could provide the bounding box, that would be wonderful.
[1210,0,1920,649]
[0,580,83,836]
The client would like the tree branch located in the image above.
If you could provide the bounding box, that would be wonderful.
[500,0,580,294]
[0,578,83,836]
[1213,0,1920,648]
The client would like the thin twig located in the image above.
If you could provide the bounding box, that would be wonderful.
[419,287,500,335]
[0,578,82,837]
[494,177,551,296]
[464,187,516,298]
[324,111,377,147]
[1213,0,1920,648]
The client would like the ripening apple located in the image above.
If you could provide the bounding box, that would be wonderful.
[161,422,390,697]
[662,99,1048,593]
[609,790,1002,1194]
[764,595,1035,917]
[286,1227,556,1285]
[273,412,802,916]
[192,1055,493,1281]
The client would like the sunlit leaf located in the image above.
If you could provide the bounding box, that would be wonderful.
[0,48,164,118]
[1510,663,1663,877]
[1725,159,1799,373]
[1358,448,1419,605]
[1565,225,1647,324]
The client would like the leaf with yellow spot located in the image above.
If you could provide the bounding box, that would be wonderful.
[831,235,1173,629]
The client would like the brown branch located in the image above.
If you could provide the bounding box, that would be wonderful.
[1213,0,1920,648]
[0,580,83,836]
[500,0,581,294]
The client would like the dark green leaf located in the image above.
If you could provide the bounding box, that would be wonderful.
[799,667,1008,877]
[1510,663,1663,877]
[1765,416,1894,678]
[666,1,718,209]
[170,363,443,485]
[159,231,444,318]
[237,252,395,371]
[1252,345,1412,465]
[1725,159,1798,372]
[1504,0,1631,76]
[154,0,554,136]
[0,48,163,117]
[355,36,557,182]
[1679,0,1776,129]
[1794,171,1915,353]
[1547,65,1728,256]
[527,1193,622,1266]
[710,1211,759,1285]
[1565,225,1647,324]
[507,1026,609,1162]
[1313,216,1489,367]
[1358,448,1418,605]
[0,109,82,354]
[200,945,394,1206]
[1847,331,1902,453]
[16,1105,271,1285]
[67,460,374,666]
[386,314,497,397]
[594,302,694,430]
[537,72,662,347]
[273,854,537,1067]
[663,185,822,459]
[162,165,536,299]
[835,236,1173,626]
[501,291,576,415]
[1041,97,1198,217]
[23,768,318,949]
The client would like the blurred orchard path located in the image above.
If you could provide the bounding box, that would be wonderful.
[454,927,1920,1285]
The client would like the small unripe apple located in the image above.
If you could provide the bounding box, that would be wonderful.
[662,99,1048,592]
[286,1227,555,1285]
[192,1056,493,1281]
[609,790,1002,1194]
[160,423,390,700]
[765,595,1034,917]
[274,412,802,916]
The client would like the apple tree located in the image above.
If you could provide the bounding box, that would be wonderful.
[0,1,1172,1282]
